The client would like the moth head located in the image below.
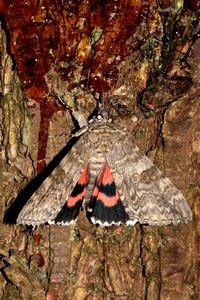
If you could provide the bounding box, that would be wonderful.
[96,110,112,123]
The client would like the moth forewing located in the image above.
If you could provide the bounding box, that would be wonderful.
[16,137,92,225]
[105,129,192,225]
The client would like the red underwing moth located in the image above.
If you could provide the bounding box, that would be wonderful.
[17,113,193,227]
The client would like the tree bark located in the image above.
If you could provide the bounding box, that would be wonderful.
[0,2,199,299]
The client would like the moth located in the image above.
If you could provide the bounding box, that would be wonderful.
[17,111,193,227]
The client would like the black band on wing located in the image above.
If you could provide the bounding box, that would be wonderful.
[54,200,82,223]
[99,182,116,197]
[70,183,85,197]
[87,197,130,225]
[54,165,89,224]
[87,162,131,225]
[54,183,85,224]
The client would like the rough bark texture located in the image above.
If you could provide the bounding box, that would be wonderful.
[0,1,199,300]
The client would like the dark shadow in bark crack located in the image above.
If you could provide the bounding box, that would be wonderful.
[3,136,79,224]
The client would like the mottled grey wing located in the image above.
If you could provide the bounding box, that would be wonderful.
[106,129,193,226]
[17,134,93,226]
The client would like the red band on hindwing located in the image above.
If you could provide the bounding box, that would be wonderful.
[87,163,130,225]
[67,165,89,207]
[54,165,89,224]
[92,163,119,207]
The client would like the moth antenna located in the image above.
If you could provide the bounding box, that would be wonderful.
[56,95,73,111]
[56,95,89,132]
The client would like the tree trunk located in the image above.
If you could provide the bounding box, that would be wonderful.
[0,2,199,299]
